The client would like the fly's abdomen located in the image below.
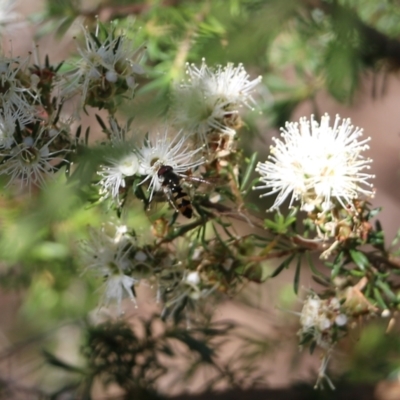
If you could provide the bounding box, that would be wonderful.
[172,186,193,218]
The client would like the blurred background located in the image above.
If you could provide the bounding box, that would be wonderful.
[2,0,400,399]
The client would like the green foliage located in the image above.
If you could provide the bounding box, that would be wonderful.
[263,209,297,234]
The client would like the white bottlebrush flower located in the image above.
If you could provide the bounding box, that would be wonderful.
[82,224,138,310]
[102,273,137,308]
[0,55,39,116]
[0,0,28,42]
[299,294,347,349]
[97,117,140,200]
[101,34,145,84]
[254,114,375,212]
[0,0,20,24]
[59,23,144,106]
[299,293,348,390]
[0,0,26,40]
[137,129,204,200]
[172,59,262,144]
[0,104,34,149]
[0,111,15,149]
[98,153,139,200]
[0,130,67,190]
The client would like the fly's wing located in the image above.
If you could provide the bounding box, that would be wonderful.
[177,172,215,191]
[162,185,180,212]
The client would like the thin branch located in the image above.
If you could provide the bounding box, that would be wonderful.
[199,198,265,229]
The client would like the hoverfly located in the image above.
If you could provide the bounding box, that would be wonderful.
[157,165,193,218]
